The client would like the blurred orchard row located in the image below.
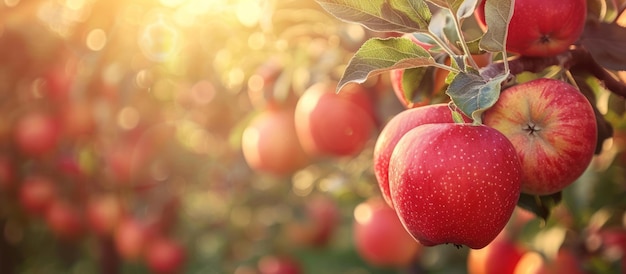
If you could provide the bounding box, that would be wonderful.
[0,0,625,274]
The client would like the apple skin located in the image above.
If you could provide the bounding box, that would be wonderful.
[294,82,375,157]
[483,78,597,195]
[475,0,586,57]
[14,112,60,157]
[86,194,124,236]
[353,198,422,267]
[389,123,522,249]
[114,218,152,261]
[374,104,469,208]
[144,237,186,274]
[242,106,309,176]
[467,233,526,274]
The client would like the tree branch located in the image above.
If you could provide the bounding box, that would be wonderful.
[479,47,626,98]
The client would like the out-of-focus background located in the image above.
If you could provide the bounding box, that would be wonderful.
[0,1,625,274]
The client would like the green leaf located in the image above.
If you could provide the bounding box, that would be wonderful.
[446,71,508,123]
[315,0,432,33]
[428,9,460,50]
[517,192,563,222]
[337,37,435,92]
[427,0,478,19]
[479,0,514,52]
[400,66,438,107]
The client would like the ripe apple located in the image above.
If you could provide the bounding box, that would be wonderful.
[353,198,421,267]
[294,82,375,157]
[144,237,186,274]
[257,255,302,274]
[14,112,60,157]
[483,78,597,195]
[513,248,585,274]
[475,0,586,57]
[374,104,470,207]
[86,194,124,236]
[467,233,526,274]
[19,176,57,216]
[389,123,522,249]
[242,106,309,176]
[45,199,84,241]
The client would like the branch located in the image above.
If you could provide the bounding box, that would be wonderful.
[479,47,626,98]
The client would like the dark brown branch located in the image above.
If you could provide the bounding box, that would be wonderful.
[479,47,626,98]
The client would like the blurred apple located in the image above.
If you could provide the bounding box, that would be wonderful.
[114,217,152,261]
[294,82,375,157]
[14,111,60,157]
[513,248,585,274]
[242,106,309,176]
[45,199,84,241]
[86,194,124,236]
[353,198,421,267]
[467,233,526,274]
[145,237,186,274]
[60,102,96,140]
[258,255,302,274]
[19,176,57,216]
[286,194,340,247]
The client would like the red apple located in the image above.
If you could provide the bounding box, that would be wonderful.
[588,227,626,272]
[294,82,375,157]
[145,237,186,274]
[258,255,301,274]
[241,106,309,176]
[467,233,526,274]
[14,112,60,157]
[389,123,522,249]
[19,176,57,216]
[353,198,421,267]
[45,199,84,240]
[86,194,124,236]
[475,0,586,57]
[374,104,469,207]
[483,78,597,195]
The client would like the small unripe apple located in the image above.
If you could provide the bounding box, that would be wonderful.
[294,82,375,157]
[374,104,469,207]
[353,198,421,267]
[389,123,522,249]
[483,78,597,195]
[475,0,586,57]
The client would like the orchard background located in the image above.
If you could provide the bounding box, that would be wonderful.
[0,0,626,274]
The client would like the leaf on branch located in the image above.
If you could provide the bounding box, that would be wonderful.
[479,0,513,52]
[337,37,435,92]
[315,0,432,33]
[428,9,460,50]
[427,0,478,19]
[517,192,562,222]
[580,21,626,71]
[446,71,508,123]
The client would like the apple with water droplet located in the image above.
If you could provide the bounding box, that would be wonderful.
[483,78,597,195]
[389,123,522,249]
